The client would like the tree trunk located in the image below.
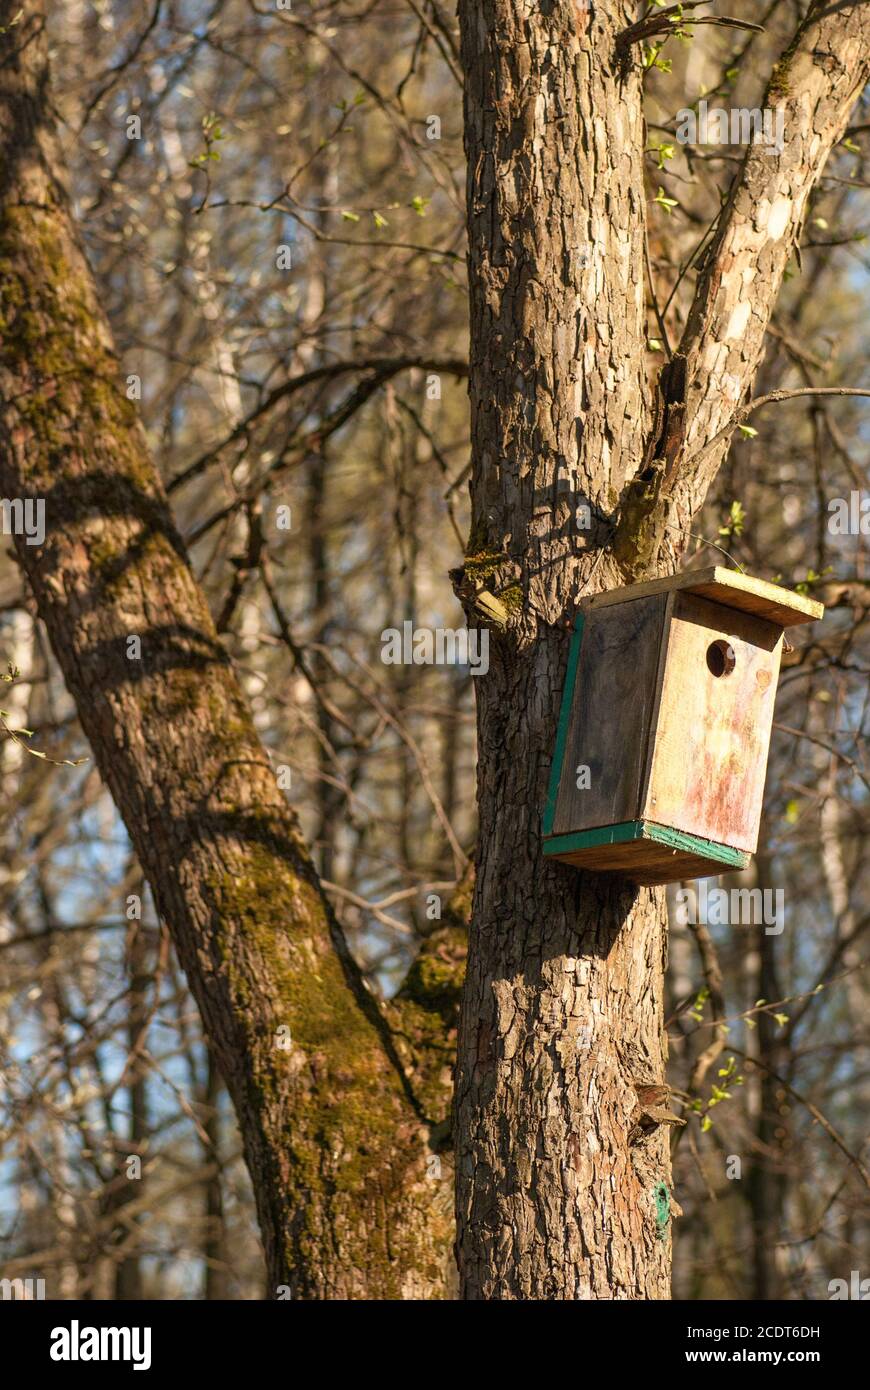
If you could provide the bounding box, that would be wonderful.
[0,5,450,1299]
[454,0,870,1299]
[454,0,672,1299]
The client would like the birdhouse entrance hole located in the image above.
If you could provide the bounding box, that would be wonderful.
[706,639,736,678]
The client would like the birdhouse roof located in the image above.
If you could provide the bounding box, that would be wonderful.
[583,566,823,628]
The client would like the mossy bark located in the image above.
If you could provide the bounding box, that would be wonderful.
[0,6,452,1298]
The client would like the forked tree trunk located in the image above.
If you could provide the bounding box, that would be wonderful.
[454,0,870,1299]
[454,0,672,1300]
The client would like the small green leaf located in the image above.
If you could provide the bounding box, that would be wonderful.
[795,565,833,594]
[718,499,746,536]
[654,187,678,215]
[0,9,24,35]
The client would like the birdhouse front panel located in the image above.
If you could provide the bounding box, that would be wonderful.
[542,567,823,885]
[641,593,782,853]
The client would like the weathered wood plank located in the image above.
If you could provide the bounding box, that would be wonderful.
[584,565,823,627]
[551,594,668,836]
[642,593,782,852]
[544,820,750,884]
[552,843,748,885]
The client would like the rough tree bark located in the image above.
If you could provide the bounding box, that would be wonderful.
[0,4,456,1299]
[453,0,870,1299]
[2,0,868,1301]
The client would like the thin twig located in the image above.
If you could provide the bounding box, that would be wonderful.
[682,387,870,480]
[728,1047,870,1191]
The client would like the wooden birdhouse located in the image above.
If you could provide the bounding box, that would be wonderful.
[542,568,823,885]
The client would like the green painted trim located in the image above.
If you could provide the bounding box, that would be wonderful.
[542,818,749,869]
[654,1182,671,1242]
[544,821,645,855]
[643,822,748,867]
[542,611,585,837]
[543,820,646,856]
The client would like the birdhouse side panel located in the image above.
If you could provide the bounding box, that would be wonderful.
[641,593,783,852]
[550,594,669,837]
